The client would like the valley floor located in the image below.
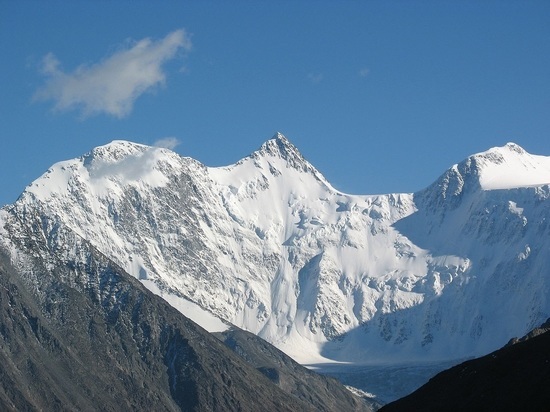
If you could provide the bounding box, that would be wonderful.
[312,359,467,404]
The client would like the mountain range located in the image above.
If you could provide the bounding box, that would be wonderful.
[1,132,550,406]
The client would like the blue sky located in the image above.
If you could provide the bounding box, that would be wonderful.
[1,1,549,206]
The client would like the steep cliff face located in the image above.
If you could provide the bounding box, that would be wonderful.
[5,134,550,364]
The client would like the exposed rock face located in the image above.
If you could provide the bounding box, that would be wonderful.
[380,319,550,411]
[0,203,371,411]
[214,328,379,411]
[506,317,550,345]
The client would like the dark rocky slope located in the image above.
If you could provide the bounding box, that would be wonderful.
[215,328,380,410]
[380,320,550,411]
[0,206,371,411]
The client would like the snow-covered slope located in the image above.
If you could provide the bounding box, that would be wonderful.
[3,134,550,365]
[476,143,550,190]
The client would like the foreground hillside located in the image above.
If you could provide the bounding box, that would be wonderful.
[381,320,550,411]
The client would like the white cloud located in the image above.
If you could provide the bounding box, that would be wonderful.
[153,137,180,150]
[307,73,324,84]
[33,29,192,118]
[359,68,370,77]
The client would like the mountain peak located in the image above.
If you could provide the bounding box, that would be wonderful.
[417,142,550,208]
[82,140,150,165]
[257,132,302,161]
[229,132,334,191]
[273,131,287,141]
[503,142,526,154]
[473,142,526,166]
[473,142,550,190]
[251,132,310,171]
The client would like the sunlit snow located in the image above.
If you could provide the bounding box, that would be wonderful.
[477,143,550,190]
[7,135,550,399]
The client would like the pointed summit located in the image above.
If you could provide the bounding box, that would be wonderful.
[241,132,334,190]
[251,132,309,171]
[503,142,526,155]
[256,132,304,162]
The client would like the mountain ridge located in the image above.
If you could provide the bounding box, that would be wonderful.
[3,134,550,368]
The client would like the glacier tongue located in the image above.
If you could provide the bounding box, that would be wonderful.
[6,136,550,365]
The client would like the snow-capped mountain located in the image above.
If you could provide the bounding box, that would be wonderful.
[2,134,550,365]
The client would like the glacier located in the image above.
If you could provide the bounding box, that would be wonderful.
[2,133,550,370]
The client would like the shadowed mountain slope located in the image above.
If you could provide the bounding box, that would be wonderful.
[380,320,550,411]
[214,328,380,410]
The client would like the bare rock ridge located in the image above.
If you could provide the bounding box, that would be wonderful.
[214,328,381,410]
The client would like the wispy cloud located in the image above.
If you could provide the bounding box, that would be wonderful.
[33,29,192,118]
[359,68,370,77]
[153,137,180,150]
[307,73,324,84]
